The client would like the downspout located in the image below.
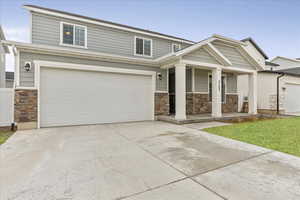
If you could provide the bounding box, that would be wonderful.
[277,73,285,114]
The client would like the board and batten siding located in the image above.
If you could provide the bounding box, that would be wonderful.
[31,12,190,59]
[212,41,254,70]
[183,48,220,64]
[19,51,167,91]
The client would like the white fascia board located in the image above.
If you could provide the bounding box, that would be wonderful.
[239,45,264,70]
[204,43,232,66]
[2,40,160,67]
[24,6,194,45]
[212,34,246,46]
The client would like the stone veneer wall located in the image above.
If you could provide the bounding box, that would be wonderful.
[222,94,238,113]
[186,93,238,114]
[15,90,38,123]
[155,92,169,115]
[186,93,211,115]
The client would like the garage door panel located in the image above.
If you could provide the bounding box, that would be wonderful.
[40,67,153,127]
[285,84,300,113]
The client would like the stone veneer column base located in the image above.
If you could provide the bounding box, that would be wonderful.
[15,89,38,130]
[186,93,239,114]
[222,94,238,113]
[155,92,169,115]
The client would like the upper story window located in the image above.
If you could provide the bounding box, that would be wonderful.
[172,43,181,53]
[134,36,152,57]
[60,22,87,48]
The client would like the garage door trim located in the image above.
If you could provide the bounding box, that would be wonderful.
[34,60,157,128]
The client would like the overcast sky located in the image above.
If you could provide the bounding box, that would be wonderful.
[1,0,300,71]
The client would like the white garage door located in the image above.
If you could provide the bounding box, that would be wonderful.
[40,67,154,127]
[285,83,300,113]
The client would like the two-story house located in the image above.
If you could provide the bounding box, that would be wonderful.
[1,5,267,129]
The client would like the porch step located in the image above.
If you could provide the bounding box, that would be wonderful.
[156,113,259,125]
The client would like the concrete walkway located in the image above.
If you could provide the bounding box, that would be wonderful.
[1,121,299,200]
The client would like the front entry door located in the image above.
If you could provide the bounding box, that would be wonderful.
[169,68,176,114]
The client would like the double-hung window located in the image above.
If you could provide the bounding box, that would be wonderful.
[61,22,87,48]
[209,74,226,103]
[172,43,181,53]
[135,37,152,57]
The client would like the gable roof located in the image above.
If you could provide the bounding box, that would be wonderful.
[158,34,264,70]
[23,4,195,44]
[241,37,268,59]
[271,56,300,63]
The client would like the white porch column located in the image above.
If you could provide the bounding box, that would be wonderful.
[175,63,186,120]
[248,71,257,114]
[211,67,222,117]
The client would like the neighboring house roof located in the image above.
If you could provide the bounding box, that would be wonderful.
[241,37,268,59]
[23,4,196,44]
[0,26,10,53]
[6,71,14,80]
[265,61,279,67]
[260,70,300,78]
[277,67,300,75]
[271,56,300,64]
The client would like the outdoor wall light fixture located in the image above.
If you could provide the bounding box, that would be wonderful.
[157,73,162,80]
[24,62,31,72]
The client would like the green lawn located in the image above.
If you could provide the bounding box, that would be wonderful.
[0,131,14,145]
[204,117,300,157]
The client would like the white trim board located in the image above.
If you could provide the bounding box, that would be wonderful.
[33,60,157,128]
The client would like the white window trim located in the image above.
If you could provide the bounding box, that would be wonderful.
[60,22,87,49]
[208,73,227,103]
[172,43,181,53]
[134,36,153,58]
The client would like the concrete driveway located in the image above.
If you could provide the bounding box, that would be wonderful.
[1,121,300,200]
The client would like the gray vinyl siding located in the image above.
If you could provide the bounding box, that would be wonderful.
[183,48,220,64]
[186,68,192,92]
[193,69,237,93]
[19,51,167,91]
[194,69,209,92]
[226,73,237,93]
[31,12,191,59]
[212,41,254,70]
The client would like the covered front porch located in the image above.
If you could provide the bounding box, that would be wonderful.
[156,35,261,121]
[164,60,257,121]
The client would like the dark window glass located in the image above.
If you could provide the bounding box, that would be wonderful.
[136,38,144,55]
[63,24,74,45]
[222,76,226,102]
[209,75,212,101]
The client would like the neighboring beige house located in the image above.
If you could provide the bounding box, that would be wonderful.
[238,55,300,114]
[0,26,10,88]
